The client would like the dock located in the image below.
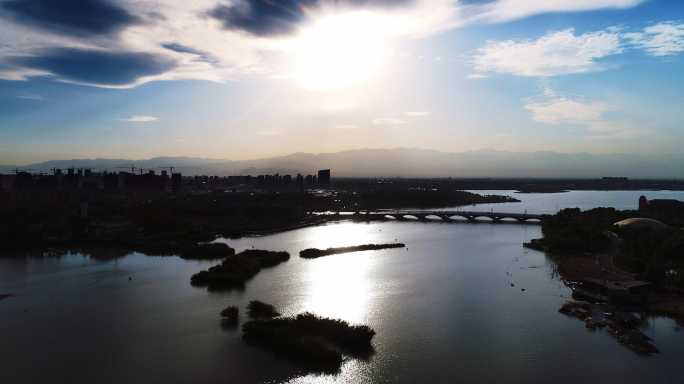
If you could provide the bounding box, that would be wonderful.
[559,301,659,353]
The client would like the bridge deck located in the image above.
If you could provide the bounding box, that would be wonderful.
[356,210,544,222]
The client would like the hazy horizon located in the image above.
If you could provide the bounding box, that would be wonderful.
[2,1,684,165]
[4,147,684,179]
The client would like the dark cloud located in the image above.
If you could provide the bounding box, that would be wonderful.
[208,0,415,37]
[1,0,140,36]
[12,49,176,86]
[209,0,319,37]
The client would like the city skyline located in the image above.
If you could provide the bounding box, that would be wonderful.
[1,0,684,164]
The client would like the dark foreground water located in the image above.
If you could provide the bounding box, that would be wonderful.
[2,191,684,383]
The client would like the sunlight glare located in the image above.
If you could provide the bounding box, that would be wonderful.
[293,12,388,90]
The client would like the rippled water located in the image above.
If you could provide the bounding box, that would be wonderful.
[2,191,684,383]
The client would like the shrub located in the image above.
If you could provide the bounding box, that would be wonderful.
[247,300,280,318]
[220,306,239,321]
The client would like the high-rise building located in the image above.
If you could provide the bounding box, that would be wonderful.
[171,173,182,194]
[317,169,330,188]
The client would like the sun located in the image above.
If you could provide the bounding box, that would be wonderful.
[291,12,388,90]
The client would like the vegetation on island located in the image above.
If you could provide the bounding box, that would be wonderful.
[300,243,405,258]
[247,300,281,318]
[241,312,375,372]
[0,293,13,301]
[190,249,290,290]
[220,306,240,322]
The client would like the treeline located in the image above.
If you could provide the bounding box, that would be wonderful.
[354,188,517,209]
[190,249,290,290]
[123,240,234,259]
[615,226,684,288]
[300,243,405,258]
[539,208,618,253]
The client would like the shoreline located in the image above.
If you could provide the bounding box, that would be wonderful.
[552,251,684,317]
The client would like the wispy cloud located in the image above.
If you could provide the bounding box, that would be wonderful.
[404,111,429,116]
[586,121,655,139]
[335,124,358,129]
[372,118,405,125]
[120,116,158,122]
[17,94,43,100]
[466,74,488,79]
[525,97,610,125]
[525,86,655,139]
[624,22,684,56]
[473,28,622,77]
[464,0,648,25]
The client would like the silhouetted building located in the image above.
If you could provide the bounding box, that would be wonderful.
[318,169,330,188]
[12,172,32,191]
[296,174,304,188]
[639,195,684,214]
[171,173,182,194]
[86,216,136,237]
[104,172,119,190]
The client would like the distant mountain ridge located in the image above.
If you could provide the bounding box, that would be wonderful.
[1,148,683,179]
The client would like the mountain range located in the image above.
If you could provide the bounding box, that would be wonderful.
[1,148,683,179]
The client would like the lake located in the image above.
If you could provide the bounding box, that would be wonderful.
[1,190,684,383]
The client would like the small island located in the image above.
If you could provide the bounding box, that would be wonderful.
[300,243,405,258]
[247,300,281,318]
[242,312,375,372]
[0,293,13,301]
[190,249,290,290]
[220,306,239,322]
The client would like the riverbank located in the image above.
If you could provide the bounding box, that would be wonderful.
[554,252,630,283]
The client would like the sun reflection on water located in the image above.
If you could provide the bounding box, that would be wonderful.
[299,223,380,324]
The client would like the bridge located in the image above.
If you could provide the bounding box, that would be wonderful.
[353,210,544,223]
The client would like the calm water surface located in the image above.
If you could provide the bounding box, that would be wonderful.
[2,191,684,383]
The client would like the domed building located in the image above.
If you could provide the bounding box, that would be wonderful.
[615,218,669,231]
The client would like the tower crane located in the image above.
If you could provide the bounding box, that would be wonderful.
[115,165,137,174]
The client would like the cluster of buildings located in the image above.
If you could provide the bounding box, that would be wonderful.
[0,168,182,203]
[184,169,331,190]
[0,167,332,204]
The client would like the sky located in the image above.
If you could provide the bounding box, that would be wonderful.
[1,0,683,165]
